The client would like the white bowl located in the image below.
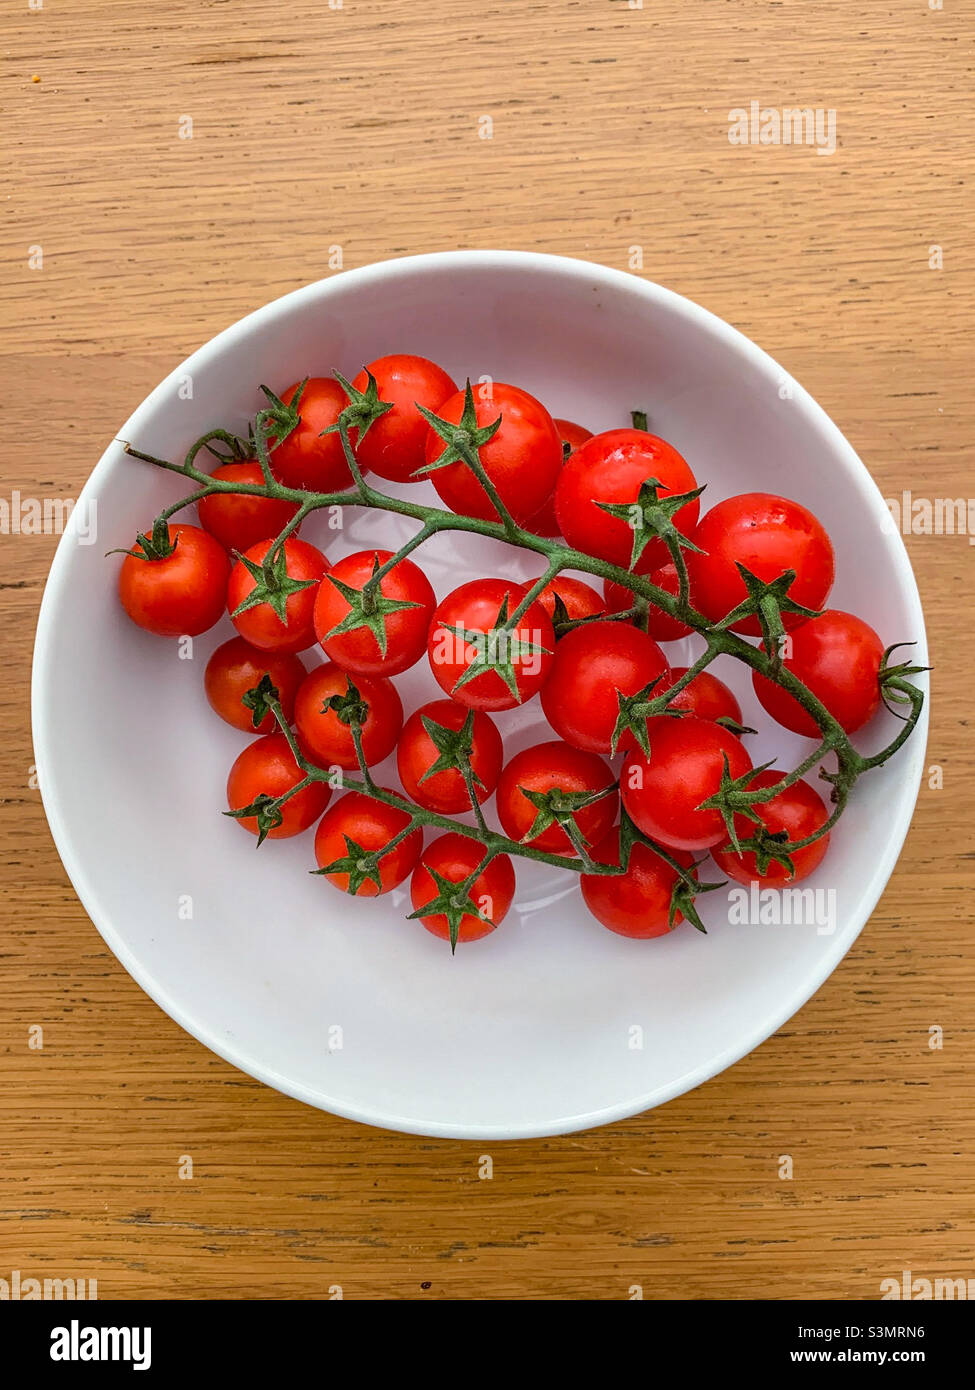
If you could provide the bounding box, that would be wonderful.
[32,251,928,1139]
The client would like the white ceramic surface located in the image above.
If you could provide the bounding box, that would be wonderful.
[32,251,928,1138]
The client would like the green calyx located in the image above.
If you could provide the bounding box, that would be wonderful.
[224,793,285,848]
[596,476,706,571]
[323,675,370,729]
[517,782,617,847]
[446,594,551,703]
[257,379,307,447]
[328,369,394,443]
[313,834,385,896]
[696,756,779,854]
[407,864,494,954]
[419,710,483,788]
[230,543,318,625]
[109,515,177,562]
[321,555,421,658]
[714,564,822,669]
[241,674,281,731]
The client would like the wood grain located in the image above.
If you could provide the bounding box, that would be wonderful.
[1,0,972,1300]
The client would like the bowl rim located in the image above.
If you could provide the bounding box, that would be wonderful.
[31,250,929,1139]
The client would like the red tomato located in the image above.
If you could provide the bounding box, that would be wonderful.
[427,578,555,711]
[410,833,516,944]
[227,536,329,654]
[664,667,742,725]
[397,700,503,814]
[294,663,403,770]
[604,560,693,642]
[711,770,830,886]
[554,428,699,571]
[581,832,695,939]
[752,609,885,736]
[197,462,302,553]
[118,522,229,638]
[424,383,562,525]
[621,715,753,851]
[350,354,457,483]
[534,574,605,627]
[496,741,618,856]
[314,790,423,896]
[540,620,670,754]
[686,493,834,635]
[226,732,330,838]
[527,418,593,537]
[313,548,436,676]
[204,637,308,734]
[268,377,357,492]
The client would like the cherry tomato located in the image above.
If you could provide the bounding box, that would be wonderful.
[313,548,436,677]
[604,560,693,642]
[314,790,423,896]
[226,731,330,838]
[554,428,699,571]
[118,522,229,638]
[540,620,670,754]
[581,831,695,939]
[204,636,308,734]
[752,609,885,736]
[711,770,830,886]
[227,536,329,654]
[294,662,403,770]
[349,354,457,483]
[664,667,743,725]
[197,462,301,553]
[268,377,357,492]
[397,700,503,814]
[527,418,593,537]
[535,574,605,627]
[424,383,562,525]
[621,715,753,851]
[686,493,834,635]
[410,833,516,944]
[427,578,555,711]
[496,741,618,856]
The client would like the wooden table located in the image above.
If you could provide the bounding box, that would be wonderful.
[3,0,971,1301]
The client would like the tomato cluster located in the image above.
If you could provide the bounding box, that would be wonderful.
[117,352,904,948]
